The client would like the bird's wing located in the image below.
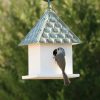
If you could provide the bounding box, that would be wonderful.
[55,54,66,72]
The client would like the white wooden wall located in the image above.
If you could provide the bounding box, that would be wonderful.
[28,44,73,76]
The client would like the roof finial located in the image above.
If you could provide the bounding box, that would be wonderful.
[48,0,51,9]
[44,0,53,9]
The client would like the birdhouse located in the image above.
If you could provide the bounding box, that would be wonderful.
[19,1,81,79]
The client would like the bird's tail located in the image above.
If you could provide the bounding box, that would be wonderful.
[62,71,71,86]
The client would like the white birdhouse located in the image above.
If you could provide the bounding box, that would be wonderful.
[19,2,81,79]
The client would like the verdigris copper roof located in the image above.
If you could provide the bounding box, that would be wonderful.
[19,9,81,46]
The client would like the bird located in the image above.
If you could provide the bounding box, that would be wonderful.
[53,47,71,86]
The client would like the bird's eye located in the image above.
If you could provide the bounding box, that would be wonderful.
[53,49,57,56]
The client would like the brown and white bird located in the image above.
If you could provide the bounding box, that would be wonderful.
[53,47,71,86]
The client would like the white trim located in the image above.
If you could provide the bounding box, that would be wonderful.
[22,74,80,79]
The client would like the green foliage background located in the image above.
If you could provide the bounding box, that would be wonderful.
[0,0,100,100]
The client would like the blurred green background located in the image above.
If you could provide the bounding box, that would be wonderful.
[0,0,100,100]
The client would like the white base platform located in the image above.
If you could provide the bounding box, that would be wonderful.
[22,74,80,79]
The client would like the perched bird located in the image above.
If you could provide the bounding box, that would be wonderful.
[53,47,71,86]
